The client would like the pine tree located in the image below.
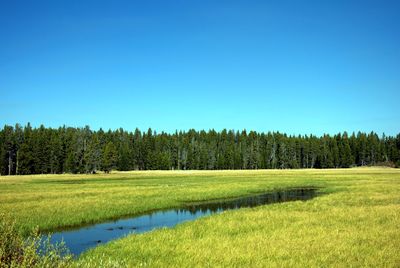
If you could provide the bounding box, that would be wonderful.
[1,123,400,174]
[102,141,117,173]
[331,137,340,168]
[340,133,354,168]
[17,142,34,175]
[84,134,101,173]
[1,126,16,175]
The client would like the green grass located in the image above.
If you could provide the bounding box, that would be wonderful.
[1,168,399,267]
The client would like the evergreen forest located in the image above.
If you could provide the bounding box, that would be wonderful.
[1,124,399,175]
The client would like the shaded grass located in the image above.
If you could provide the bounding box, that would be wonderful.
[1,168,399,267]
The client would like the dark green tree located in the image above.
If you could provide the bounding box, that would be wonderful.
[340,133,354,168]
[1,123,400,175]
[102,141,117,173]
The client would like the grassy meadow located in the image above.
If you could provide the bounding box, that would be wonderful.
[0,168,399,267]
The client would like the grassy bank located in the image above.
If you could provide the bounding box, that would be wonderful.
[1,168,399,266]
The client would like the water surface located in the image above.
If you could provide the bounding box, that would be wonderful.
[49,188,318,255]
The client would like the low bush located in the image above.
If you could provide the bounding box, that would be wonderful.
[0,213,72,268]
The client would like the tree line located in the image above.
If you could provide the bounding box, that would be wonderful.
[0,123,399,175]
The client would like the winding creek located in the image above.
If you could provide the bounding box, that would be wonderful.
[47,187,319,255]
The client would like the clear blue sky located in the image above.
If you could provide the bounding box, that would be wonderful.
[1,0,399,136]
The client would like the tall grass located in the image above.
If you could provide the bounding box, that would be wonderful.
[0,168,399,267]
[0,213,72,268]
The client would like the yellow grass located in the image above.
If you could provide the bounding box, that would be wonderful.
[1,167,399,267]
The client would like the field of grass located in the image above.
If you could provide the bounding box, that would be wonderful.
[1,168,399,267]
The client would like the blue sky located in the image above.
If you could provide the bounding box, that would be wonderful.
[1,0,399,135]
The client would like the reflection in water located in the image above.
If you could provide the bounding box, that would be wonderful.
[47,188,318,256]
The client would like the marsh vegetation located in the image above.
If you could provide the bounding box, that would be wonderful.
[49,188,319,255]
[0,168,399,267]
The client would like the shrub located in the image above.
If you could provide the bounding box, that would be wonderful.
[0,213,72,268]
